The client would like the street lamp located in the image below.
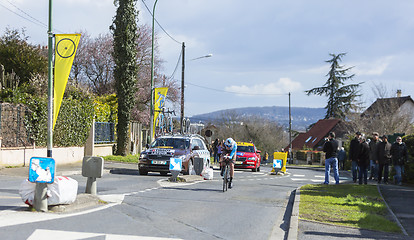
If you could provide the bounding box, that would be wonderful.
[149,0,159,143]
[180,41,212,133]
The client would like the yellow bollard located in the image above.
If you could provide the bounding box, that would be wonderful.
[273,152,288,174]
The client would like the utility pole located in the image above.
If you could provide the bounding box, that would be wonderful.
[289,92,293,164]
[180,42,185,133]
[34,0,53,212]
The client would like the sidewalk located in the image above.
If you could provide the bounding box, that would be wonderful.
[289,168,414,240]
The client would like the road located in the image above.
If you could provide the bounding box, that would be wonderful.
[0,164,348,240]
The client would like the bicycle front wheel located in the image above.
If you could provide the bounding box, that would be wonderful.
[223,165,229,192]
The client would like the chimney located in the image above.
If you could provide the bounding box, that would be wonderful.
[397,89,402,98]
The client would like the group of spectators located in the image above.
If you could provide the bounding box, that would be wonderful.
[349,132,408,185]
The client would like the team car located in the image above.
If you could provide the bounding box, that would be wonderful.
[138,134,210,175]
[234,142,261,172]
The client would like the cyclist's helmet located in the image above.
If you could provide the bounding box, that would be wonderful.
[225,138,234,148]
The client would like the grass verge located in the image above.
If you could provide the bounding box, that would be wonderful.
[299,184,401,233]
[102,155,138,163]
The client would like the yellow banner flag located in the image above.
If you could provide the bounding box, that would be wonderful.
[153,87,168,138]
[53,33,81,129]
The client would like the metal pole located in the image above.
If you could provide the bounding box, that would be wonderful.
[149,0,159,143]
[289,92,293,164]
[180,42,185,134]
[34,0,53,212]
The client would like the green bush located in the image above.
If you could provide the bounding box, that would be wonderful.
[94,94,117,123]
[1,82,96,147]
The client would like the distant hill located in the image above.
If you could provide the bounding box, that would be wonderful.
[190,106,326,131]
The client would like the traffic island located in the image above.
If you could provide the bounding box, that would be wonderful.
[47,194,106,213]
[169,175,204,183]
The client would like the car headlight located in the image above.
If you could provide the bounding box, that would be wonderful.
[140,153,148,159]
[247,157,256,160]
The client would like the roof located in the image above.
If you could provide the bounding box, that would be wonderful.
[362,96,414,117]
[289,119,341,150]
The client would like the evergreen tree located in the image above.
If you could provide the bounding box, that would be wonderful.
[305,53,361,119]
[110,0,138,155]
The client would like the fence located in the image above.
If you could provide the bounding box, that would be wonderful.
[0,103,33,148]
[94,122,116,144]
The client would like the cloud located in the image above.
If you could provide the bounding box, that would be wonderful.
[224,78,302,96]
[353,56,394,76]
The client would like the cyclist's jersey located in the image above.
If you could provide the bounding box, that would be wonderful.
[223,142,237,160]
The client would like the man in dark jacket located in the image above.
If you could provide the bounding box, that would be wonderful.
[369,132,381,180]
[323,132,339,184]
[358,136,370,185]
[377,135,392,184]
[349,132,362,183]
[391,136,408,185]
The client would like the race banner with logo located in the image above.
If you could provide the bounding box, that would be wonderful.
[53,33,81,129]
[153,87,168,137]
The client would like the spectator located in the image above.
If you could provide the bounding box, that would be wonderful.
[391,136,408,185]
[369,132,381,181]
[217,140,223,163]
[349,131,362,183]
[264,151,269,163]
[337,147,346,170]
[377,135,392,184]
[323,132,339,184]
[358,135,370,185]
[213,139,219,164]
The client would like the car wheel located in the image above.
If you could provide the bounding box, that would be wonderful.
[160,171,168,176]
[252,165,257,172]
[257,165,260,172]
[139,169,148,175]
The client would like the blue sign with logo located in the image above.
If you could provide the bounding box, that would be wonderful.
[169,158,182,171]
[29,157,55,183]
[273,159,282,169]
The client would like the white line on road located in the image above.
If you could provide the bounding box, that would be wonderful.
[28,229,183,240]
[293,174,305,177]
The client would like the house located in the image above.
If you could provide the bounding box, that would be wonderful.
[288,119,354,151]
[361,94,414,121]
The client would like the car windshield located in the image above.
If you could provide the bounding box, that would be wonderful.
[237,145,255,153]
[151,138,190,149]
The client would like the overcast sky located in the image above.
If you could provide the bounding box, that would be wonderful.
[1,0,414,116]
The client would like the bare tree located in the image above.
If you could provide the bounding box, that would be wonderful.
[351,84,414,135]
[212,111,288,154]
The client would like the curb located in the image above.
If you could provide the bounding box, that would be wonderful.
[287,188,300,240]
[377,185,408,236]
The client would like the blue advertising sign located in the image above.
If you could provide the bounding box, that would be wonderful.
[169,158,182,171]
[29,157,55,183]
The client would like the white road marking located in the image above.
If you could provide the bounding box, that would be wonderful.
[28,229,183,240]
[291,178,310,181]
[293,174,305,177]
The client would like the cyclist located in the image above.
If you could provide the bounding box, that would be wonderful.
[220,138,237,189]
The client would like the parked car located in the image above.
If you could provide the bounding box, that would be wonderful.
[138,134,210,175]
[235,142,261,172]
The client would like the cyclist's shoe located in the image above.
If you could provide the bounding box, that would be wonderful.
[228,181,233,189]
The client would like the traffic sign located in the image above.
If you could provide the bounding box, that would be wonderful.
[29,157,55,183]
[169,158,182,171]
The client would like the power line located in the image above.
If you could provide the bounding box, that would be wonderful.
[140,0,181,45]
[0,2,46,29]
[0,0,64,34]
[5,0,47,28]
[167,48,182,80]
